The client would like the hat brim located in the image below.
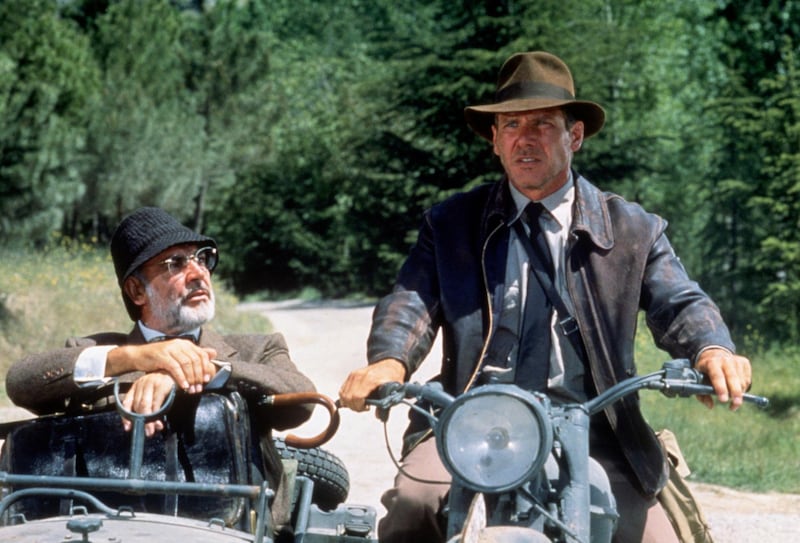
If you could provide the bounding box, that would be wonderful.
[122,231,216,284]
[465,98,606,141]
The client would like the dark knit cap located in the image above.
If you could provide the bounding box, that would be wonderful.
[110,207,216,319]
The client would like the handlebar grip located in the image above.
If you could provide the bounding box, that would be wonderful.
[743,392,770,408]
[113,379,177,422]
[662,381,770,408]
[696,374,770,407]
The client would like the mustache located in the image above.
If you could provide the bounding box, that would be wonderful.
[182,281,212,300]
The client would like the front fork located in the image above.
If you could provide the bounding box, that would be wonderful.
[554,405,591,543]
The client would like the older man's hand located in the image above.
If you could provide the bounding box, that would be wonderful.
[694,348,752,410]
[107,340,218,393]
[121,371,175,437]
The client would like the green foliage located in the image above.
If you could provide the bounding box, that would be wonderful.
[210,0,415,295]
[179,0,277,230]
[742,42,800,342]
[636,333,800,493]
[3,0,800,348]
[702,3,800,344]
[76,0,207,234]
[0,0,100,245]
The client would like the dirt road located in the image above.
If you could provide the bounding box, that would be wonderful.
[242,300,800,543]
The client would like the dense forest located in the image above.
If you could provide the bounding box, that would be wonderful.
[2,0,800,348]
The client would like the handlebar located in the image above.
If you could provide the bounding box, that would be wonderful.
[366,381,456,424]
[652,359,769,407]
[366,359,770,418]
[113,379,177,479]
[367,381,455,408]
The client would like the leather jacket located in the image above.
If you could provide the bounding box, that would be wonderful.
[367,173,735,496]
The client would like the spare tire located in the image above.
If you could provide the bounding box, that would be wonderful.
[273,437,349,510]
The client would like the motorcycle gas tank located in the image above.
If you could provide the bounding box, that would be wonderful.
[0,513,254,542]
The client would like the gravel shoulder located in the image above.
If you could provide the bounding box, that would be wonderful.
[240,300,800,543]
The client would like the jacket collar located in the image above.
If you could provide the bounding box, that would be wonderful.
[571,173,614,250]
[127,325,147,344]
[197,327,239,361]
[480,178,516,240]
[481,172,614,251]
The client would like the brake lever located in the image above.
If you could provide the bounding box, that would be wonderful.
[365,382,406,422]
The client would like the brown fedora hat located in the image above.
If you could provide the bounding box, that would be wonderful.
[465,51,606,141]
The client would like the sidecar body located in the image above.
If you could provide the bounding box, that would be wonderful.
[0,391,378,543]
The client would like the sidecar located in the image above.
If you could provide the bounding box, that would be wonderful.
[0,387,378,542]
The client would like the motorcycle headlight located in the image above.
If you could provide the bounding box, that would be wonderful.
[436,385,552,493]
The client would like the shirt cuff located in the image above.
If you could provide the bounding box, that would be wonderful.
[74,345,116,387]
[693,345,733,364]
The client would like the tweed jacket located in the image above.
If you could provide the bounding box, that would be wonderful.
[6,326,315,428]
[367,174,736,496]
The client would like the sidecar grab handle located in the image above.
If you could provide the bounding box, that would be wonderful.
[113,379,177,479]
[260,392,341,449]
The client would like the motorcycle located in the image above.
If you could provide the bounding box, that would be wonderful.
[366,359,769,543]
[0,380,378,542]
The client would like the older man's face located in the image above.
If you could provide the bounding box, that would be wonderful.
[136,244,216,334]
[492,107,584,201]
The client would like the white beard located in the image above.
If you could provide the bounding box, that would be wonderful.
[145,281,215,334]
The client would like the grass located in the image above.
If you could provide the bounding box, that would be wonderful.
[635,330,800,493]
[1,243,798,494]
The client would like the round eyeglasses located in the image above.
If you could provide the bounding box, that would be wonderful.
[157,246,218,275]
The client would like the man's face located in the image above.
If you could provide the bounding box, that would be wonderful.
[492,108,584,200]
[134,244,216,334]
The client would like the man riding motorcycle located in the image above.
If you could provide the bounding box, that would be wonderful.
[338,51,751,543]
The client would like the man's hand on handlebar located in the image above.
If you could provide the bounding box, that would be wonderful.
[338,358,407,412]
[121,372,175,437]
[694,347,752,411]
